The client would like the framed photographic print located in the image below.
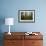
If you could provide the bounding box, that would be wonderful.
[18,10,35,23]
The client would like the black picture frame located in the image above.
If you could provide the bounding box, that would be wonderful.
[18,10,35,23]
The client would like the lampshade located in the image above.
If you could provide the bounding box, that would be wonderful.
[5,18,14,25]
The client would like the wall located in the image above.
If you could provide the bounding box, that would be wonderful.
[0,0,46,33]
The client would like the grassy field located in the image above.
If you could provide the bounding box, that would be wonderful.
[21,15,33,20]
[21,12,33,20]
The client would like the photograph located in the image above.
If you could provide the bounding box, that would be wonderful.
[18,10,35,23]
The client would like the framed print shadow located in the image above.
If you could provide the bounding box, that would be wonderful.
[18,10,35,23]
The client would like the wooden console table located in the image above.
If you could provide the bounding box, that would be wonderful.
[4,32,43,46]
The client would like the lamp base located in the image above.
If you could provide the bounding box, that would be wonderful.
[8,32,11,35]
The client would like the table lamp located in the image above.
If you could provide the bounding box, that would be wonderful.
[5,18,14,35]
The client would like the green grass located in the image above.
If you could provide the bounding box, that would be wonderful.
[21,15,33,20]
